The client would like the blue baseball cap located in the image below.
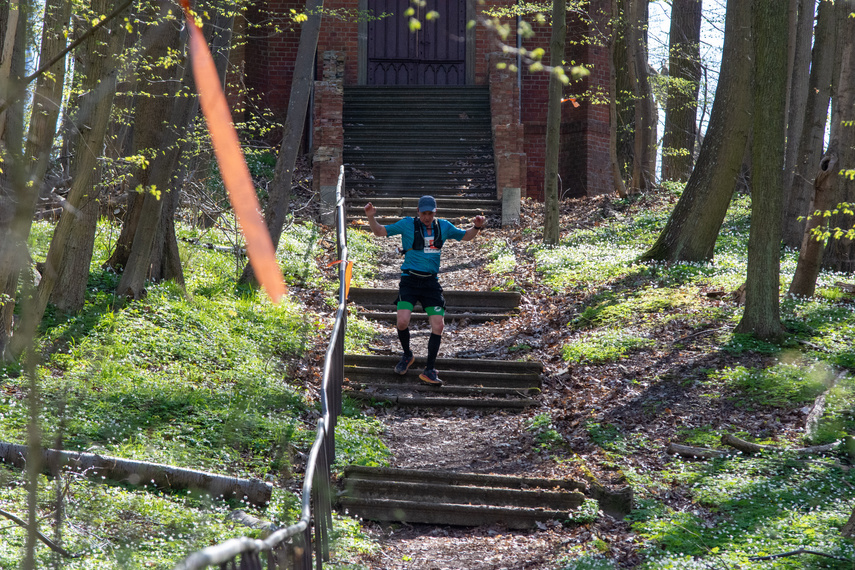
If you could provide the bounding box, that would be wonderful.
[418,195,437,212]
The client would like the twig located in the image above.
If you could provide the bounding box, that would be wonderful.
[671,326,722,346]
[747,547,850,562]
[0,509,82,559]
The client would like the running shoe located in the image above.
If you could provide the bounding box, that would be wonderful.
[419,368,443,386]
[394,353,415,375]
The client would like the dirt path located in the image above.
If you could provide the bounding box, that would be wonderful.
[345,213,632,569]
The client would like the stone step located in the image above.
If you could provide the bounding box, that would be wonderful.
[338,466,588,529]
[348,288,519,310]
[346,288,518,322]
[343,355,541,408]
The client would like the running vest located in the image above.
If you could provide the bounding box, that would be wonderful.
[408,218,443,252]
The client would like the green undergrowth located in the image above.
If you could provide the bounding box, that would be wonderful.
[485,189,855,568]
[1,215,386,568]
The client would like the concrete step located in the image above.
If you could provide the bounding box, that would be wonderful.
[343,354,541,409]
[343,85,496,205]
[346,288,518,322]
[348,288,519,310]
[338,466,588,529]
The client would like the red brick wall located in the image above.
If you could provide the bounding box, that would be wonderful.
[244,0,305,124]
[316,0,360,85]
[519,1,611,199]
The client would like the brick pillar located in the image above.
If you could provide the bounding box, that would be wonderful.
[313,51,345,225]
[488,52,526,225]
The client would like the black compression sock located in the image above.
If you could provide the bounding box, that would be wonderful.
[426,333,441,370]
[397,327,412,356]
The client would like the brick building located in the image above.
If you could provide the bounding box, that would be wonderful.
[242,0,611,202]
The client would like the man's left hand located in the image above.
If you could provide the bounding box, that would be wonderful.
[473,215,486,229]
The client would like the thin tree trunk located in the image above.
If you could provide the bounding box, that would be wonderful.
[735,0,788,340]
[29,0,127,321]
[0,0,26,361]
[543,0,565,245]
[781,0,836,248]
[609,0,628,198]
[787,149,838,297]
[240,0,323,284]
[782,0,815,203]
[627,0,655,191]
[640,0,753,262]
[661,0,702,183]
[823,0,855,273]
[613,0,633,180]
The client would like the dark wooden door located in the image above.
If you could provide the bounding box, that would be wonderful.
[367,0,466,85]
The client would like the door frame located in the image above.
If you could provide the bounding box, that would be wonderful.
[357,0,476,85]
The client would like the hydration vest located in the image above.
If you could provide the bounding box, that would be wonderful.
[410,217,443,251]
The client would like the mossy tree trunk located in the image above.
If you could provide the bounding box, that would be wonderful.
[735,0,788,340]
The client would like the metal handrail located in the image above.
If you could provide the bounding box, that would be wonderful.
[174,165,347,570]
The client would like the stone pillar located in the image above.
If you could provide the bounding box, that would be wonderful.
[313,51,345,225]
[488,52,526,226]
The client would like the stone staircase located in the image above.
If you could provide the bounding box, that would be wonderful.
[343,354,541,409]
[338,466,588,529]
[343,86,500,221]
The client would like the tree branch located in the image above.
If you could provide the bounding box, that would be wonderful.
[0,509,82,559]
[0,0,135,116]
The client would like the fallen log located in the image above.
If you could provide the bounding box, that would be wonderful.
[721,434,841,456]
[0,442,271,506]
[666,443,732,460]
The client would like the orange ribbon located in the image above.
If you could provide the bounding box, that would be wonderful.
[181,0,287,303]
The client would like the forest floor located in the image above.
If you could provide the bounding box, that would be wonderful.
[300,194,818,569]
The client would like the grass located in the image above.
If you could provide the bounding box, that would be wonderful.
[1,215,387,568]
[503,188,855,568]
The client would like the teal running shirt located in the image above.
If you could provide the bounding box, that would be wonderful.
[385,217,466,275]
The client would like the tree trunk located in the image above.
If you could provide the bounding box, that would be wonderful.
[640,0,753,262]
[150,9,235,285]
[627,0,656,191]
[661,0,702,183]
[239,0,323,284]
[113,3,185,299]
[0,0,25,360]
[787,149,838,297]
[29,0,127,320]
[823,1,855,273]
[781,0,836,249]
[735,0,788,340]
[543,0,565,245]
[782,0,815,205]
[608,0,628,198]
[0,441,272,507]
[613,0,633,180]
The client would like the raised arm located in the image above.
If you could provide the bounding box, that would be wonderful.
[462,215,486,242]
[364,202,388,237]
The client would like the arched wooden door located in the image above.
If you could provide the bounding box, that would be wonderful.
[366,0,467,85]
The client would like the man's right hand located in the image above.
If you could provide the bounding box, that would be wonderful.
[364,202,376,217]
